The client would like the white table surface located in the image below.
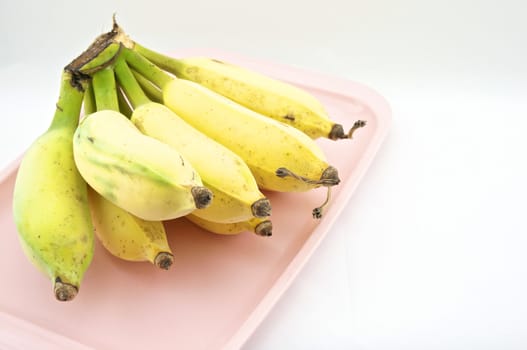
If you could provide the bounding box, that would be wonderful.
[1,1,526,349]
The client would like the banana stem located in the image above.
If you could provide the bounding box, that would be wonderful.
[49,70,87,131]
[123,48,173,89]
[274,165,339,219]
[346,120,367,139]
[312,187,332,219]
[114,59,151,108]
[133,42,186,77]
[83,81,96,116]
[132,70,163,103]
[92,67,119,112]
[254,220,273,237]
[154,252,174,270]
[54,277,78,302]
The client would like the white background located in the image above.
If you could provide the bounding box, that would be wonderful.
[1,1,527,349]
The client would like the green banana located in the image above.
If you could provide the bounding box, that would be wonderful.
[73,67,213,221]
[12,71,95,302]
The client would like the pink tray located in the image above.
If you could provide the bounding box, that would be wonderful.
[0,49,391,349]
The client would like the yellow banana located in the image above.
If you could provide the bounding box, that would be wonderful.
[73,67,213,221]
[12,70,95,301]
[185,214,273,237]
[132,43,366,140]
[114,59,271,223]
[123,49,340,194]
[88,187,174,269]
[82,78,174,270]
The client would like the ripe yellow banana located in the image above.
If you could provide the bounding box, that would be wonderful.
[73,67,212,221]
[132,43,366,140]
[12,71,95,302]
[81,78,174,270]
[123,49,340,195]
[88,187,174,269]
[185,214,273,237]
[114,59,271,223]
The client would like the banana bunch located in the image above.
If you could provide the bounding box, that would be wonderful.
[11,18,365,301]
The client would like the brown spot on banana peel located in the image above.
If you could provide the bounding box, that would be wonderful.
[251,198,272,218]
[53,277,78,302]
[254,220,273,237]
[154,252,174,270]
[191,186,213,209]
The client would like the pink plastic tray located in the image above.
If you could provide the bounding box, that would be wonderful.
[0,49,391,349]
